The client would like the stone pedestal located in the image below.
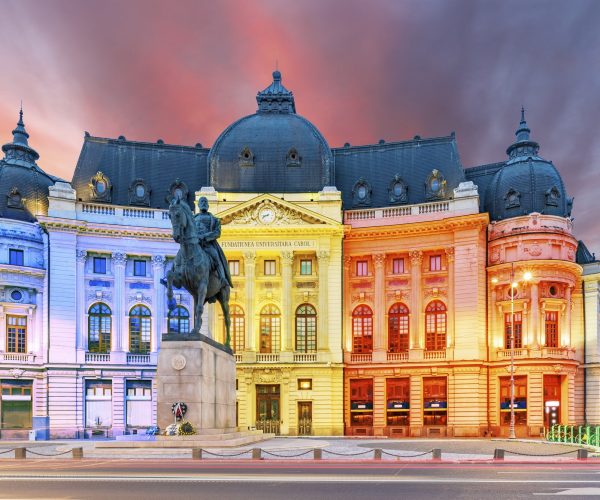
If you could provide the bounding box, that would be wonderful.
[157,333,236,432]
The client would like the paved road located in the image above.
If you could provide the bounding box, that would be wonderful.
[1,460,599,499]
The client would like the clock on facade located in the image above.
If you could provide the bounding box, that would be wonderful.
[258,207,276,224]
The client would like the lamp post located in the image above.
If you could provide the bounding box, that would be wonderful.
[508,264,532,440]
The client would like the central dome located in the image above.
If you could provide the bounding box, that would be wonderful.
[208,71,334,193]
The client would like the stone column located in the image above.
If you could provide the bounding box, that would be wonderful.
[152,255,165,352]
[317,251,330,351]
[409,251,423,349]
[343,256,353,353]
[281,251,294,352]
[0,305,5,353]
[76,250,87,351]
[112,252,127,353]
[540,301,547,347]
[27,305,36,354]
[445,247,455,348]
[243,251,256,351]
[373,253,386,355]
[564,285,573,347]
[530,282,540,348]
[490,287,497,351]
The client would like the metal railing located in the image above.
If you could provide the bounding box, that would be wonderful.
[547,424,600,447]
[256,418,280,435]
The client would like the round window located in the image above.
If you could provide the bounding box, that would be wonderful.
[135,184,145,197]
[174,188,183,200]
[549,285,558,297]
[393,182,403,197]
[96,180,106,194]
[11,290,22,301]
[508,286,518,298]
[430,179,440,192]
[357,185,367,199]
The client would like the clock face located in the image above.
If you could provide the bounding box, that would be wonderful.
[259,207,276,224]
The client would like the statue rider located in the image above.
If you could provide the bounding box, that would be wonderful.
[194,197,233,293]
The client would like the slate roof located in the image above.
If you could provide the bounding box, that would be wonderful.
[333,135,465,209]
[576,240,597,265]
[464,162,504,211]
[71,135,209,208]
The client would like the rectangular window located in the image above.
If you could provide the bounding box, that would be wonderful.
[264,260,276,276]
[0,380,33,429]
[423,377,447,426]
[356,260,368,276]
[350,379,373,427]
[504,312,523,349]
[500,375,527,426]
[392,258,405,274]
[9,249,24,266]
[85,380,112,428]
[6,316,26,353]
[126,380,152,428]
[300,259,312,275]
[228,260,240,276]
[386,378,410,426]
[429,255,442,272]
[133,259,146,277]
[94,257,107,274]
[545,311,559,348]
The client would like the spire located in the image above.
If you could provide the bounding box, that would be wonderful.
[12,105,30,146]
[2,105,39,164]
[256,70,296,114]
[506,107,539,160]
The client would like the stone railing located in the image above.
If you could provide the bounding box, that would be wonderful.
[233,353,243,363]
[256,353,280,363]
[0,352,36,363]
[423,350,446,360]
[349,353,372,363]
[387,351,408,362]
[496,348,528,359]
[495,346,574,360]
[85,352,111,363]
[293,353,317,363]
[78,203,171,228]
[126,354,152,364]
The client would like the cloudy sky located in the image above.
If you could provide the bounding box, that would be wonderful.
[1,0,598,252]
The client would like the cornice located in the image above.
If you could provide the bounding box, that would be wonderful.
[0,264,45,278]
[488,260,582,276]
[39,216,173,240]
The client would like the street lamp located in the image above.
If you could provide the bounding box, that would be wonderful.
[509,263,532,439]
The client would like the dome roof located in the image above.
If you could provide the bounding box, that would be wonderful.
[0,110,57,222]
[485,109,572,221]
[208,71,334,192]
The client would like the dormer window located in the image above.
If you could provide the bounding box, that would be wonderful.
[6,187,23,209]
[286,148,301,167]
[239,146,254,167]
[166,179,189,203]
[128,179,151,207]
[545,186,560,207]
[89,171,112,203]
[388,175,408,204]
[504,188,521,209]
[425,169,446,200]
[352,178,372,207]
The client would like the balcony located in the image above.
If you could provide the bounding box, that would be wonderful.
[387,351,408,362]
[349,353,372,363]
[234,353,243,363]
[85,352,110,363]
[126,354,152,365]
[496,347,575,360]
[256,353,280,363]
[0,352,36,364]
[423,350,446,360]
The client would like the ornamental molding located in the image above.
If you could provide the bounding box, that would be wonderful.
[86,291,112,303]
[0,267,45,282]
[351,292,374,303]
[129,293,152,305]
[253,368,283,384]
[9,368,25,378]
[88,171,112,203]
[386,289,408,302]
[424,287,447,299]
[152,255,165,268]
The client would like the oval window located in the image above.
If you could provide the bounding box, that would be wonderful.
[357,185,367,199]
[430,179,440,192]
[393,182,403,197]
[11,290,22,301]
[549,285,557,297]
[96,181,106,194]
[135,184,145,197]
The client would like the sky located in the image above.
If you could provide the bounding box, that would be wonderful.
[0,0,598,253]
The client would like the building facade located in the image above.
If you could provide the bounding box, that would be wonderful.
[0,72,593,438]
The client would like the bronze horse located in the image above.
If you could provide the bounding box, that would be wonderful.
[164,197,231,348]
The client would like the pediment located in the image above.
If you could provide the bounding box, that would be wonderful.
[219,194,337,227]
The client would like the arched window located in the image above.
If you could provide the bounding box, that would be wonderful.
[388,303,409,352]
[88,303,111,353]
[168,306,190,335]
[259,305,280,353]
[129,305,151,354]
[425,301,447,351]
[352,305,373,353]
[295,304,317,353]
[231,305,245,353]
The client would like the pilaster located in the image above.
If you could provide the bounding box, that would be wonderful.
[409,251,423,349]
[244,251,256,350]
[445,247,455,348]
[530,282,540,348]
[281,251,294,351]
[76,250,87,352]
[317,250,330,351]
[152,255,165,350]
[564,285,572,347]
[373,253,386,358]
[112,252,127,353]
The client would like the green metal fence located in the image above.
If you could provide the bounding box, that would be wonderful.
[546,424,600,447]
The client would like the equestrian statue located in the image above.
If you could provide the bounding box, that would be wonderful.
[163,196,233,348]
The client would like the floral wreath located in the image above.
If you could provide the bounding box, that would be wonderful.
[171,402,187,421]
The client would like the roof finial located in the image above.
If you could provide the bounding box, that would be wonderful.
[276,59,278,71]
[18,101,24,126]
[520,106,525,124]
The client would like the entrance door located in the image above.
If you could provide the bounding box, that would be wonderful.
[298,402,312,436]
[256,385,280,434]
[544,375,561,428]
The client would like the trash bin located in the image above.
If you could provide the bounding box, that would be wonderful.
[28,430,37,441]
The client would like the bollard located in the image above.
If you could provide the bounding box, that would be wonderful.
[493,449,504,460]
[72,447,83,460]
[252,448,262,460]
[373,449,382,460]
[432,449,442,461]
[192,448,202,460]
[15,448,26,459]
[313,448,322,460]
[577,449,588,460]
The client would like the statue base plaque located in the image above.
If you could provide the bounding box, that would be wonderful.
[157,333,236,433]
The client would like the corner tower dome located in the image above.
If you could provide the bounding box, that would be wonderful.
[208,70,334,193]
[0,109,57,221]
[485,109,572,221]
